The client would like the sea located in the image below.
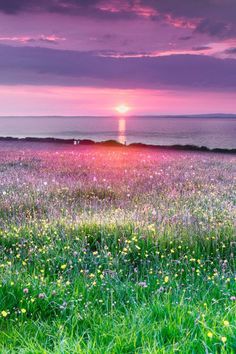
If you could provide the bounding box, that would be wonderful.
[0,116,236,149]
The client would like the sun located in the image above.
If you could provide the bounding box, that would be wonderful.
[115,104,130,114]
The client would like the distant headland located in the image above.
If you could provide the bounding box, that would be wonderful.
[0,136,235,154]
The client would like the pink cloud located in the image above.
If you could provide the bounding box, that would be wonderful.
[97,0,157,18]
[0,34,66,44]
[164,14,197,30]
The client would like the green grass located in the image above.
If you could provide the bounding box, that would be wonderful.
[0,146,235,352]
[0,222,235,353]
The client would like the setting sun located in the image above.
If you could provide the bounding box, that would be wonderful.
[115,104,130,114]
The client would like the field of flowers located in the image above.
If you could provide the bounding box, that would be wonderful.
[0,141,235,353]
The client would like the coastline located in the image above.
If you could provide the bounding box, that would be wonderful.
[0,136,235,154]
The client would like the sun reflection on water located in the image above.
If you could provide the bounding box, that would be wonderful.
[118,118,126,145]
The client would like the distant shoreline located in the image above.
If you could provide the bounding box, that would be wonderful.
[0,136,235,154]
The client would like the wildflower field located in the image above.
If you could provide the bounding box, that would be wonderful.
[0,141,235,353]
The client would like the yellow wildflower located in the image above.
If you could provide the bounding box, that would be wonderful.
[1,310,8,317]
[164,276,169,283]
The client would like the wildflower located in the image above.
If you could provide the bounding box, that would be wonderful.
[61,264,67,270]
[21,308,26,314]
[223,320,229,327]
[38,293,46,299]
[23,288,29,294]
[207,332,213,338]
[164,276,169,283]
[1,310,8,317]
[221,337,227,343]
[138,281,148,288]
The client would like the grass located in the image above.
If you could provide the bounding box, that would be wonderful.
[0,143,235,353]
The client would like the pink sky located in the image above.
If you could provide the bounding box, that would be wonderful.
[0,86,235,116]
[0,1,236,115]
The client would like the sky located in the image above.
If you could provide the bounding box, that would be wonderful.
[0,0,236,115]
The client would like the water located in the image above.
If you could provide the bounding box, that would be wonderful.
[0,116,236,149]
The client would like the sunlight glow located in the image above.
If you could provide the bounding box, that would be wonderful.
[115,104,130,114]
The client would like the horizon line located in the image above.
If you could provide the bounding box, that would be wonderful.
[0,113,236,118]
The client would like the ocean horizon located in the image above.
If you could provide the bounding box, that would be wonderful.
[1,115,236,149]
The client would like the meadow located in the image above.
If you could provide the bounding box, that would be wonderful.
[0,141,235,353]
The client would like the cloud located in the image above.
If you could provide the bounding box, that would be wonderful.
[179,36,192,41]
[0,0,233,22]
[142,0,236,23]
[194,19,235,38]
[0,0,29,14]
[0,34,65,44]
[0,0,235,44]
[1,1,236,40]
[0,0,136,19]
[224,47,236,54]
[143,1,236,38]
[192,46,212,52]
[0,44,236,91]
[33,35,66,44]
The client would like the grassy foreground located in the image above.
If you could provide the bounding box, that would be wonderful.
[0,143,235,353]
